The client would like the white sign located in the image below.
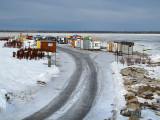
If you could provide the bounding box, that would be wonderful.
[48,43,53,46]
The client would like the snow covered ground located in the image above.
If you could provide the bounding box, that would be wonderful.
[0,39,76,119]
[0,32,160,120]
[0,41,60,119]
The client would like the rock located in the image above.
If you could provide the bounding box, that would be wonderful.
[124,81,133,86]
[124,92,136,100]
[120,107,141,118]
[120,107,132,117]
[127,98,139,104]
[120,69,130,76]
[129,115,139,120]
[37,81,46,85]
[156,91,160,96]
[151,104,157,110]
[120,67,148,77]
[142,91,153,97]
[151,99,157,103]
[138,94,146,99]
[5,93,12,101]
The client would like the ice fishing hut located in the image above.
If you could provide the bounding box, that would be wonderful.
[76,39,81,48]
[83,39,101,50]
[101,40,108,49]
[72,39,77,48]
[37,41,56,52]
[58,37,67,44]
[108,41,114,52]
[121,41,134,55]
[23,39,36,48]
[80,39,83,49]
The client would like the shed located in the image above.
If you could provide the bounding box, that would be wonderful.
[90,40,101,50]
[41,41,56,52]
[109,41,114,52]
[121,42,134,55]
[83,39,90,50]
[80,39,83,49]
[112,41,122,53]
[23,39,36,48]
[83,39,101,50]
[101,40,108,49]
[37,40,50,49]
[68,39,73,45]
[58,37,67,44]
[76,39,81,48]
[72,40,77,48]
[112,43,118,52]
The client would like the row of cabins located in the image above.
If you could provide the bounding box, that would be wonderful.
[68,38,101,50]
[16,34,57,52]
[58,35,134,55]
[11,34,134,55]
[108,41,134,55]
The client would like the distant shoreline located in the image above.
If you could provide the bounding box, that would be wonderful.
[0,30,160,34]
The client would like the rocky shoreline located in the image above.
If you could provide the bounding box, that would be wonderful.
[120,66,160,119]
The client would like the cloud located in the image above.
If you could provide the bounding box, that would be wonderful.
[0,0,160,30]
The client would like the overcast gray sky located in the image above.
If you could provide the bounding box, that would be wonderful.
[0,0,160,31]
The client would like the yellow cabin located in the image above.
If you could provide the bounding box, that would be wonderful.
[109,41,114,52]
[19,38,23,42]
[37,41,41,49]
[66,36,71,39]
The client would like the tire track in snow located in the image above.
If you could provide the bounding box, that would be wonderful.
[23,46,97,120]
[57,49,98,120]
[23,47,84,120]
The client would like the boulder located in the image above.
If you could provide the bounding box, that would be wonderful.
[142,91,153,97]
[124,81,133,86]
[124,92,136,100]
[120,107,141,118]
[129,115,139,120]
[156,91,160,96]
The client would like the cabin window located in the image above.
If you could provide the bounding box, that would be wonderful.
[48,43,53,46]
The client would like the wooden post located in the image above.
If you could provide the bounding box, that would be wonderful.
[55,51,56,65]
[48,55,51,67]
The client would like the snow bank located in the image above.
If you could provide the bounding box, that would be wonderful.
[0,89,7,113]
[111,62,127,119]
[150,54,160,63]
[0,41,59,115]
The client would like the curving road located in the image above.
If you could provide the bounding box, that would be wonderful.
[23,46,97,120]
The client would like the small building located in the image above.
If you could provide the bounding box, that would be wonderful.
[121,41,134,55]
[23,39,36,48]
[80,39,83,49]
[38,41,56,52]
[109,41,114,52]
[101,40,108,49]
[72,40,77,48]
[76,39,81,48]
[83,39,101,50]
[58,37,67,44]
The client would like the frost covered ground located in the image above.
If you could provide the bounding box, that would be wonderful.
[0,32,160,120]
